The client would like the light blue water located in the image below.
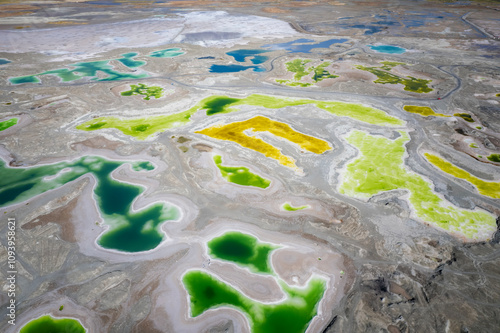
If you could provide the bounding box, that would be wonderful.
[368,45,406,54]
[263,38,348,53]
[226,49,270,64]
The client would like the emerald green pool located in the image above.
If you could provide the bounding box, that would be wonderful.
[203,97,241,115]
[19,315,86,333]
[0,156,180,252]
[207,231,277,274]
[121,83,164,100]
[0,118,18,131]
[183,271,326,333]
[214,155,271,189]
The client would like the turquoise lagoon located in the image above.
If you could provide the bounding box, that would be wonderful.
[368,45,406,54]
[210,49,270,73]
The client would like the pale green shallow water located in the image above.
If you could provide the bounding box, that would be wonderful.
[77,94,403,140]
[339,130,496,238]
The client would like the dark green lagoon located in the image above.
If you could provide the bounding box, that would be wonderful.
[207,231,277,274]
[0,156,179,252]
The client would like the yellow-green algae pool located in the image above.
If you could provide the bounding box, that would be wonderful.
[77,94,403,140]
[355,61,433,93]
[339,130,496,239]
[183,231,326,333]
[282,202,310,211]
[0,156,180,252]
[120,83,164,100]
[196,116,332,170]
[214,155,271,189]
[403,105,450,117]
[19,315,86,333]
[425,153,500,199]
[276,59,338,87]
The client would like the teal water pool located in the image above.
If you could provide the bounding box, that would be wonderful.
[0,156,180,252]
[368,45,406,54]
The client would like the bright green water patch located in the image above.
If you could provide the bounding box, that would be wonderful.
[9,59,148,84]
[214,155,271,189]
[487,154,500,162]
[183,270,326,333]
[454,113,474,122]
[470,143,479,148]
[78,94,403,140]
[0,118,18,131]
[425,153,500,199]
[282,202,310,211]
[355,62,433,93]
[277,59,338,87]
[208,231,277,273]
[0,156,179,252]
[121,83,163,100]
[339,130,496,239]
[201,96,242,115]
[149,48,185,58]
[19,315,86,333]
[403,105,449,117]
